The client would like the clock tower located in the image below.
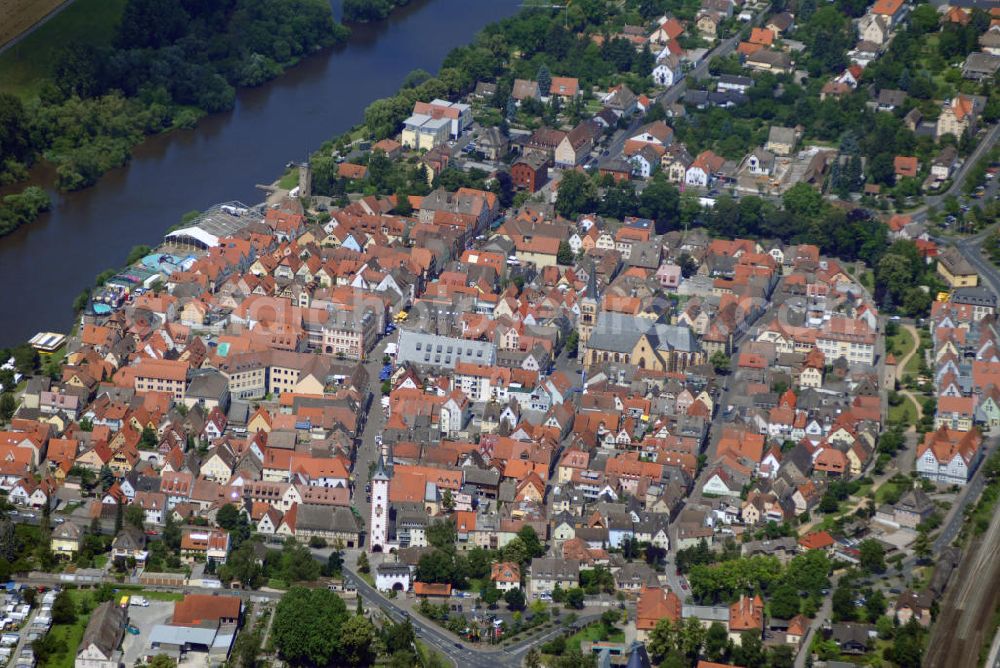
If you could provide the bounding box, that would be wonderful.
[369,450,390,552]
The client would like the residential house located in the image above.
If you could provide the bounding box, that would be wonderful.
[529,558,580,598]
[75,602,126,668]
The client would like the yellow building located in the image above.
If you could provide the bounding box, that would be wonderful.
[401,114,450,151]
[50,521,82,558]
[937,247,979,288]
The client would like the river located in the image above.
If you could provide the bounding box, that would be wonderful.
[0,0,521,347]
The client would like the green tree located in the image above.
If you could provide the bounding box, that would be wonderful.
[563,587,585,609]
[229,627,261,668]
[888,619,925,668]
[517,526,545,559]
[865,588,887,622]
[565,330,580,358]
[704,621,730,662]
[216,503,242,531]
[648,618,679,664]
[913,532,931,562]
[51,590,77,625]
[272,587,348,666]
[537,64,552,97]
[426,520,457,551]
[383,619,416,655]
[339,614,376,666]
[732,630,765,668]
[140,426,158,449]
[0,516,15,562]
[357,551,370,574]
[769,584,800,619]
[0,394,14,423]
[859,539,886,574]
[767,644,795,668]
[556,171,596,218]
[557,240,574,266]
[441,489,455,511]
[147,655,176,668]
[219,541,264,589]
[114,499,124,534]
[710,351,731,375]
[832,582,857,621]
[638,174,680,233]
[124,504,145,530]
[502,537,529,566]
[783,183,824,219]
[504,587,526,611]
[481,584,502,608]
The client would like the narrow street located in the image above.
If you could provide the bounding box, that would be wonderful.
[793,573,841,668]
[353,336,393,534]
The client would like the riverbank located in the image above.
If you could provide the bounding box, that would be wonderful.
[0,0,522,346]
[0,0,349,231]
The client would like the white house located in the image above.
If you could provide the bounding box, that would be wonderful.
[916,428,980,485]
[653,55,683,87]
[631,146,661,179]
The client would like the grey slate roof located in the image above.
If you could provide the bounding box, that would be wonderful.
[296,504,361,534]
[79,601,126,659]
[587,313,700,354]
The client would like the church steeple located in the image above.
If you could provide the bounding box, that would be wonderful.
[373,450,389,481]
[579,256,600,352]
[584,256,599,302]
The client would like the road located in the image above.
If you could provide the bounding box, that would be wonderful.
[0,0,78,56]
[932,433,1000,552]
[8,608,38,668]
[675,291,774,517]
[342,569,602,668]
[353,335,393,529]
[793,573,840,668]
[910,121,999,227]
[595,5,770,167]
[657,7,770,110]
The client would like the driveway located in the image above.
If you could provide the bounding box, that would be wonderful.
[120,601,174,666]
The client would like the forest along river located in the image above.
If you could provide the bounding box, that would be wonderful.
[0,0,521,346]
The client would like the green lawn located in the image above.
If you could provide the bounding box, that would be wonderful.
[115,585,184,601]
[876,479,907,505]
[905,344,926,376]
[0,0,127,98]
[277,167,299,190]
[889,397,918,427]
[565,623,625,652]
[41,591,94,668]
[887,326,916,360]
[43,618,87,668]
[136,590,184,602]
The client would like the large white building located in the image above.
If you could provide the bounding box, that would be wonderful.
[815,317,876,366]
[916,427,981,485]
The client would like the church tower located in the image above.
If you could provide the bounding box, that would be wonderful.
[579,259,600,349]
[369,450,390,552]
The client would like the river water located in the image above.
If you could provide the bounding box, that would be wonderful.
[0,0,520,347]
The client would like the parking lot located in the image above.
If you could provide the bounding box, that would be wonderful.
[121,601,173,666]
